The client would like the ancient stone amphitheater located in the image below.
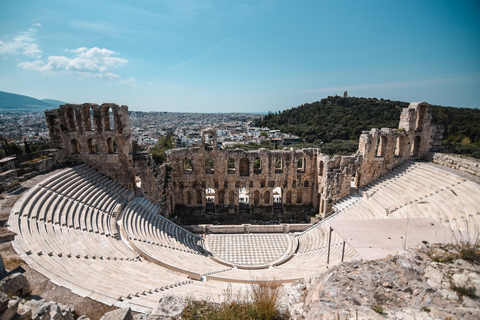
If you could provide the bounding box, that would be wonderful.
[6,102,480,313]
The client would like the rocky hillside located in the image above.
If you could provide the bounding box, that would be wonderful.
[300,242,480,319]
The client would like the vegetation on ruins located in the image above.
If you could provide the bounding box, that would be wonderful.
[150,135,175,165]
[174,280,288,320]
[255,96,480,157]
[0,138,52,160]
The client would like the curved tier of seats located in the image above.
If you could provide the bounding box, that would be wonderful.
[8,161,480,313]
[120,198,232,279]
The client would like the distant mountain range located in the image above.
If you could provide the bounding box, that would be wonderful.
[0,91,66,112]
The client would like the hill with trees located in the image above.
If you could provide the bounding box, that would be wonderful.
[255,96,480,157]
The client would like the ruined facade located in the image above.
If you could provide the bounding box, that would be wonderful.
[45,101,442,221]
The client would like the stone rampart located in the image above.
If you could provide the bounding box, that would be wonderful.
[431,153,480,177]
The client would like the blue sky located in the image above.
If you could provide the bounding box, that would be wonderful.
[0,0,479,112]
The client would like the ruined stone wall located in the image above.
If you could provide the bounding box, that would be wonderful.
[45,103,136,190]
[167,133,318,217]
[431,153,480,177]
[44,101,442,221]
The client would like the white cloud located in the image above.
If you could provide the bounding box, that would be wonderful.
[0,28,42,58]
[120,77,138,87]
[18,47,128,79]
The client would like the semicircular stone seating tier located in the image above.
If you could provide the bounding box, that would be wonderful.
[8,162,480,313]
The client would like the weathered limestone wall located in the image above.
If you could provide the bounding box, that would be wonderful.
[431,153,480,177]
[45,103,136,190]
[167,138,318,217]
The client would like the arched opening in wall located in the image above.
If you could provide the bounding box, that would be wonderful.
[102,106,115,131]
[239,158,249,176]
[184,158,193,174]
[87,138,99,154]
[106,137,117,153]
[297,157,305,173]
[297,190,303,204]
[196,189,202,205]
[394,136,406,157]
[273,187,282,210]
[66,107,76,131]
[186,191,192,205]
[416,104,427,132]
[218,190,224,205]
[351,171,361,189]
[70,139,80,154]
[376,136,387,157]
[239,188,249,210]
[253,190,260,205]
[205,158,214,174]
[254,157,261,174]
[319,161,324,176]
[205,188,215,211]
[204,132,214,150]
[228,190,235,205]
[275,158,283,173]
[411,136,421,157]
[304,180,309,188]
[227,158,235,174]
[320,198,325,214]
[82,106,93,131]
[264,191,270,205]
[286,190,292,204]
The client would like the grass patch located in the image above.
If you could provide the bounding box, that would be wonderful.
[174,279,289,320]
[451,284,477,299]
[3,257,24,271]
[427,241,480,264]
[371,305,385,315]
[421,306,431,312]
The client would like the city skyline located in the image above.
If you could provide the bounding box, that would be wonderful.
[0,0,479,113]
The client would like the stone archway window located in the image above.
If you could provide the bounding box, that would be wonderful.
[227,158,235,174]
[106,137,117,153]
[66,106,76,131]
[205,158,214,174]
[275,158,283,173]
[297,190,303,204]
[184,158,193,174]
[411,136,421,157]
[186,191,192,205]
[286,190,292,204]
[376,136,387,157]
[239,158,249,176]
[70,139,80,154]
[87,138,99,154]
[319,161,324,177]
[102,106,114,131]
[395,135,406,157]
[297,157,305,173]
[254,157,261,174]
[264,191,270,204]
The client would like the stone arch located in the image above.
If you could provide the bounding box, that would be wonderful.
[273,187,282,204]
[238,187,249,210]
[395,135,406,156]
[376,135,387,157]
[205,158,214,174]
[297,190,303,204]
[254,157,261,174]
[297,157,305,173]
[227,158,235,174]
[263,190,270,205]
[239,158,249,176]
[319,161,324,176]
[206,188,215,211]
[304,180,309,188]
[253,190,260,205]
[102,105,114,131]
[286,190,292,204]
[106,137,116,153]
[184,158,192,174]
[275,158,283,173]
[186,191,192,205]
[196,189,202,205]
[228,190,235,205]
[82,105,94,131]
[217,190,225,205]
[411,136,421,157]
[70,139,80,154]
[87,138,98,154]
[65,106,76,131]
